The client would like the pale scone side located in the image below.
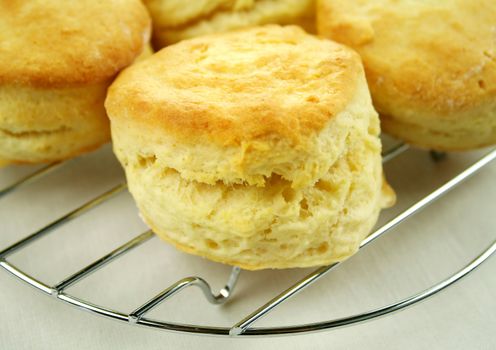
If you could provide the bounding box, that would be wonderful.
[317,0,496,150]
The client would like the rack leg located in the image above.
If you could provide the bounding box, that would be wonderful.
[430,150,447,162]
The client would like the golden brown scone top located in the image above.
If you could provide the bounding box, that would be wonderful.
[106,25,362,146]
[317,0,496,115]
[0,0,151,87]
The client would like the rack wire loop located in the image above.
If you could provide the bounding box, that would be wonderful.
[129,266,241,323]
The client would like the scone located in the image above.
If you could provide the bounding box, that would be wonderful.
[143,0,315,48]
[0,0,151,164]
[106,25,395,269]
[317,0,496,151]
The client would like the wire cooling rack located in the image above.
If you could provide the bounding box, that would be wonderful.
[0,142,495,337]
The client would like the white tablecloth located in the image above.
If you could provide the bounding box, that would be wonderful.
[1,144,495,350]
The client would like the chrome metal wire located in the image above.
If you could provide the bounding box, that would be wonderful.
[0,183,127,258]
[1,145,495,337]
[0,162,62,198]
[129,266,241,323]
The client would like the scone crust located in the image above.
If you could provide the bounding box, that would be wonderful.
[317,0,496,149]
[0,0,151,87]
[107,25,361,146]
